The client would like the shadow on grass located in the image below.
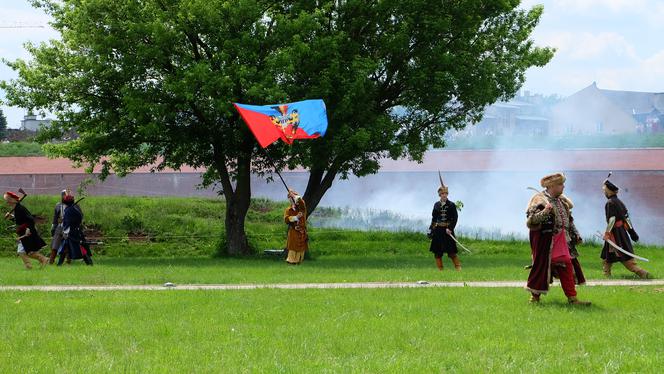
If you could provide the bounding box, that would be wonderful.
[529,299,604,312]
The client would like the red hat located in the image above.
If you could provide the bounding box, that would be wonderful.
[4,191,20,200]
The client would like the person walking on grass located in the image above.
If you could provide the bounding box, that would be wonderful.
[57,192,93,266]
[49,189,70,264]
[284,189,308,265]
[4,191,48,269]
[525,173,590,305]
[428,173,461,271]
[601,177,650,279]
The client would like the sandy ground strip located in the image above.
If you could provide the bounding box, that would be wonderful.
[1,279,663,292]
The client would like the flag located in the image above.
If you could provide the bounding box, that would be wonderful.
[234,99,328,148]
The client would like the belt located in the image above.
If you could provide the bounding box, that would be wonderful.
[434,223,449,228]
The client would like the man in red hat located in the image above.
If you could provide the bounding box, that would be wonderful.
[525,173,590,305]
[4,191,48,269]
[601,178,650,278]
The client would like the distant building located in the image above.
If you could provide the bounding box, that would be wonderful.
[20,112,52,131]
[458,91,555,137]
[550,82,664,135]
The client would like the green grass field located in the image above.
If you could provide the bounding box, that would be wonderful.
[2,287,663,373]
[1,196,662,372]
[0,141,43,156]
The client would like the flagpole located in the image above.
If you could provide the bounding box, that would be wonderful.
[261,148,290,193]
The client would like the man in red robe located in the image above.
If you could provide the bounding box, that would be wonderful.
[525,173,590,305]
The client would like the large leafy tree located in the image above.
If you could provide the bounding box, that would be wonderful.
[2,0,553,255]
[278,1,554,212]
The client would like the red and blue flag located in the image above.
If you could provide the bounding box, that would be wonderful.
[234,99,328,148]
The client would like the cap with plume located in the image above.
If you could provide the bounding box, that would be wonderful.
[437,171,448,193]
[603,171,619,192]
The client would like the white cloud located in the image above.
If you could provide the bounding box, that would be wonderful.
[551,0,649,13]
[539,31,639,61]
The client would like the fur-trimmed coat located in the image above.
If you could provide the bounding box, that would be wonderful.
[525,192,585,294]
[284,199,308,252]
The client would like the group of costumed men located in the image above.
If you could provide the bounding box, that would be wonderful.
[524,172,649,305]
[3,189,93,269]
[4,172,651,303]
[426,171,650,305]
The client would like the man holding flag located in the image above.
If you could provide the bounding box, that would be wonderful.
[234,99,327,263]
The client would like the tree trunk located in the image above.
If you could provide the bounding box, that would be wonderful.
[224,197,251,256]
[215,146,253,256]
[303,166,338,215]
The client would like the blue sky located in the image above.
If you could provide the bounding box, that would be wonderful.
[2,0,664,128]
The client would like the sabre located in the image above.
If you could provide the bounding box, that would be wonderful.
[446,232,472,254]
[527,186,541,194]
[595,231,650,262]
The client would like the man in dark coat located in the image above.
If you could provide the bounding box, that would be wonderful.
[57,193,93,266]
[429,175,461,271]
[4,191,48,269]
[601,179,649,278]
[525,173,590,305]
[49,189,69,264]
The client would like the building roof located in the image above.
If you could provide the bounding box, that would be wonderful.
[3,149,664,175]
[574,82,664,113]
[0,157,201,174]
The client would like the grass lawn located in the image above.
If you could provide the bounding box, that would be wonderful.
[2,196,662,372]
[0,239,661,286]
[1,286,663,373]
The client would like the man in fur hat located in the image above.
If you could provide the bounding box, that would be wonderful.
[601,177,650,278]
[284,189,308,265]
[525,173,590,305]
[428,173,461,271]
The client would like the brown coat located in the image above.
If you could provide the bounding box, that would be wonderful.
[284,199,308,252]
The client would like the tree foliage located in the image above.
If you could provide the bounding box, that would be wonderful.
[0,109,7,140]
[1,0,553,254]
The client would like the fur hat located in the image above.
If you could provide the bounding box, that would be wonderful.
[540,173,566,188]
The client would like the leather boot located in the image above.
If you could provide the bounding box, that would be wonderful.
[623,259,650,279]
[435,257,443,271]
[568,296,591,306]
[451,256,461,271]
[529,293,540,303]
[602,260,612,277]
[19,253,33,269]
[49,249,58,264]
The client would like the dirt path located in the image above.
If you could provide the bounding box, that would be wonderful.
[1,279,662,292]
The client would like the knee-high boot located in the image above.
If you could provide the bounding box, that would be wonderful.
[602,260,612,277]
[49,249,58,264]
[451,256,461,271]
[435,257,443,271]
[83,254,93,266]
[623,259,649,279]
